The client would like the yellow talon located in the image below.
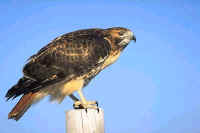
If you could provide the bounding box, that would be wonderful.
[73,89,98,109]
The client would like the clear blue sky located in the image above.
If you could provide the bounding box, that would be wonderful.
[1,0,200,133]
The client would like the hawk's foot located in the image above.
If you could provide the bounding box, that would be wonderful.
[73,100,98,110]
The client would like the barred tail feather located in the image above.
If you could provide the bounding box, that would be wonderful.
[8,92,37,121]
[6,77,43,121]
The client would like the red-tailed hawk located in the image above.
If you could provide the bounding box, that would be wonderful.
[6,27,136,121]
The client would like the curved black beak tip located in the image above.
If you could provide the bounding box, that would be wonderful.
[132,35,136,42]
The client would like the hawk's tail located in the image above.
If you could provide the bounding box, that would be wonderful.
[5,77,44,121]
[8,92,38,121]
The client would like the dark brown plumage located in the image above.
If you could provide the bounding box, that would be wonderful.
[6,27,136,121]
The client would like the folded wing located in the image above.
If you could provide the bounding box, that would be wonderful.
[6,29,111,100]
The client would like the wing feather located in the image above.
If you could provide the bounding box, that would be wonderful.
[20,29,111,94]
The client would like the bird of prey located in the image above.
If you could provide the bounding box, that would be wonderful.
[6,27,136,121]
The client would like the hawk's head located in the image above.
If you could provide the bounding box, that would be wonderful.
[105,27,136,48]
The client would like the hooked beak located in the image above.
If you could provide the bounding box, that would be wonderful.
[132,34,136,42]
[128,30,136,42]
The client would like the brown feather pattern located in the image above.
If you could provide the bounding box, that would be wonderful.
[5,27,135,121]
[8,92,37,121]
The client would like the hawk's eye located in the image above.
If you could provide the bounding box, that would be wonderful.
[118,31,125,36]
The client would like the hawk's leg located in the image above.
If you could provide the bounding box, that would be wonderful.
[69,94,79,102]
[69,94,84,109]
[73,89,98,110]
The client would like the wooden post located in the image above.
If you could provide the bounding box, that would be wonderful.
[66,108,104,133]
